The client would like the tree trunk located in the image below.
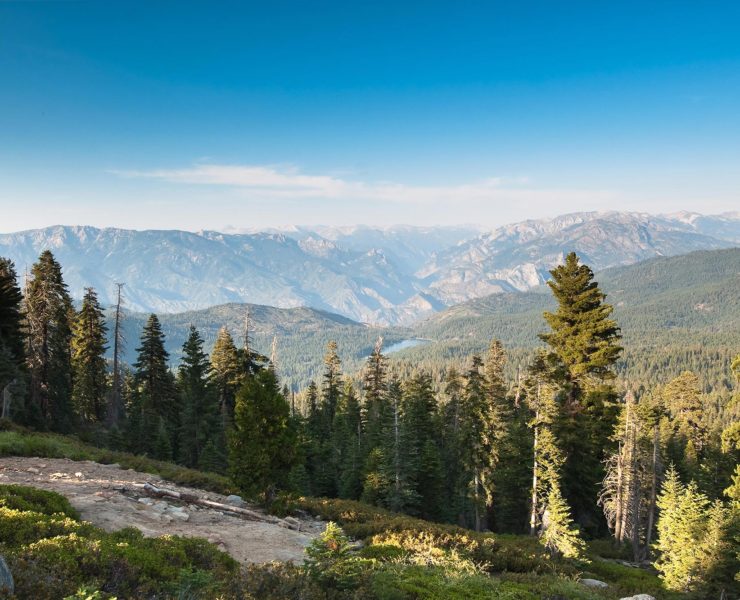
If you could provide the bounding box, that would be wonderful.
[107,283,124,427]
[644,424,659,560]
[530,412,539,536]
[1,380,14,419]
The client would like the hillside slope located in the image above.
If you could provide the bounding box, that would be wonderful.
[407,248,740,389]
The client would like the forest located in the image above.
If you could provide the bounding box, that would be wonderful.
[0,249,738,599]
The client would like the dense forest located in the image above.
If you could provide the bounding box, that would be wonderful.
[0,249,738,597]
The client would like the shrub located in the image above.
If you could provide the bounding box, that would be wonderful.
[0,485,239,598]
[305,522,375,590]
[0,483,79,519]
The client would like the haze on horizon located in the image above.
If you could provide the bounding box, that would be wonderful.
[1,2,739,232]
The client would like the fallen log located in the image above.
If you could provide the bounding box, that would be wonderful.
[141,482,299,530]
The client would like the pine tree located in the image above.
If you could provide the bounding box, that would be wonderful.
[24,250,74,431]
[400,373,444,520]
[210,326,241,429]
[655,467,709,592]
[0,258,25,421]
[322,340,342,424]
[440,367,465,524]
[540,481,586,559]
[483,339,515,531]
[307,341,343,497]
[106,282,125,427]
[177,326,221,468]
[661,371,706,479]
[540,251,622,392]
[333,381,363,499]
[540,252,622,533]
[228,368,297,501]
[130,314,177,456]
[459,355,496,531]
[71,287,109,423]
[154,416,173,461]
[524,351,566,537]
[362,336,388,452]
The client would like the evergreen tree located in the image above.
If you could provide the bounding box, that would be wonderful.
[0,258,25,421]
[24,250,74,431]
[459,355,496,531]
[661,371,706,480]
[540,481,586,559]
[210,326,241,429]
[655,467,709,592]
[177,326,221,468]
[229,368,298,501]
[307,341,343,497]
[540,252,622,533]
[524,351,566,537]
[400,373,444,520]
[484,339,516,531]
[71,287,108,422]
[154,416,173,461]
[130,314,177,456]
[440,367,465,524]
[362,336,388,452]
[333,381,363,499]
[540,251,622,392]
[322,340,342,424]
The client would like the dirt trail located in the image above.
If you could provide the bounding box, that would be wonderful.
[0,457,322,565]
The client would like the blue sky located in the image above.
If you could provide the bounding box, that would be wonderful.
[1,1,739,231]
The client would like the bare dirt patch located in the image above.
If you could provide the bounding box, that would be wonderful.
[0,457,322,565]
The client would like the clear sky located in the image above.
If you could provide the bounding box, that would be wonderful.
[1,1,739,231]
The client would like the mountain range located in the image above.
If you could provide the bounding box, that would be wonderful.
[0,211,738,325]
[110,247,740,392]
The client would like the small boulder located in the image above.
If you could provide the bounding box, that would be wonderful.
[0,555,13,593]
[138,497,155,506]
[225,494,246,508]
[170,510,189,522]
[26,467,39,474]
[580,578,609,589]
[619,596,656,600]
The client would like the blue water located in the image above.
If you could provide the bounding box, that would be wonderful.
[384,338,431,354]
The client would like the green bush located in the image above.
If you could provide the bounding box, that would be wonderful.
[0,483,79,519]
[0,484,238,599]
[289,496,574,576]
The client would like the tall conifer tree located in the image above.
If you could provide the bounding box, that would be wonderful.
[210,326,241,429]
[71,287,108,422]
[459,355,496,531]
[229,368,297,501]
[25,250,74,431]
[0,258,25,421]
[130,314,176,456]
[178,326,221,469]
[540,252,622,532]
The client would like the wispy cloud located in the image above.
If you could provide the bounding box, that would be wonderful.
[113,163,615,208]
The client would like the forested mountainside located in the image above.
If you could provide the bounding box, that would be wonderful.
[117,248,739,392]
[1,211,738,324]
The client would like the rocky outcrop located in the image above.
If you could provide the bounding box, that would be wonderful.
[0,555,13,594]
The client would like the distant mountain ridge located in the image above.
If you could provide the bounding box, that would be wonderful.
[0,211,737,325]
[114,248,740,391]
